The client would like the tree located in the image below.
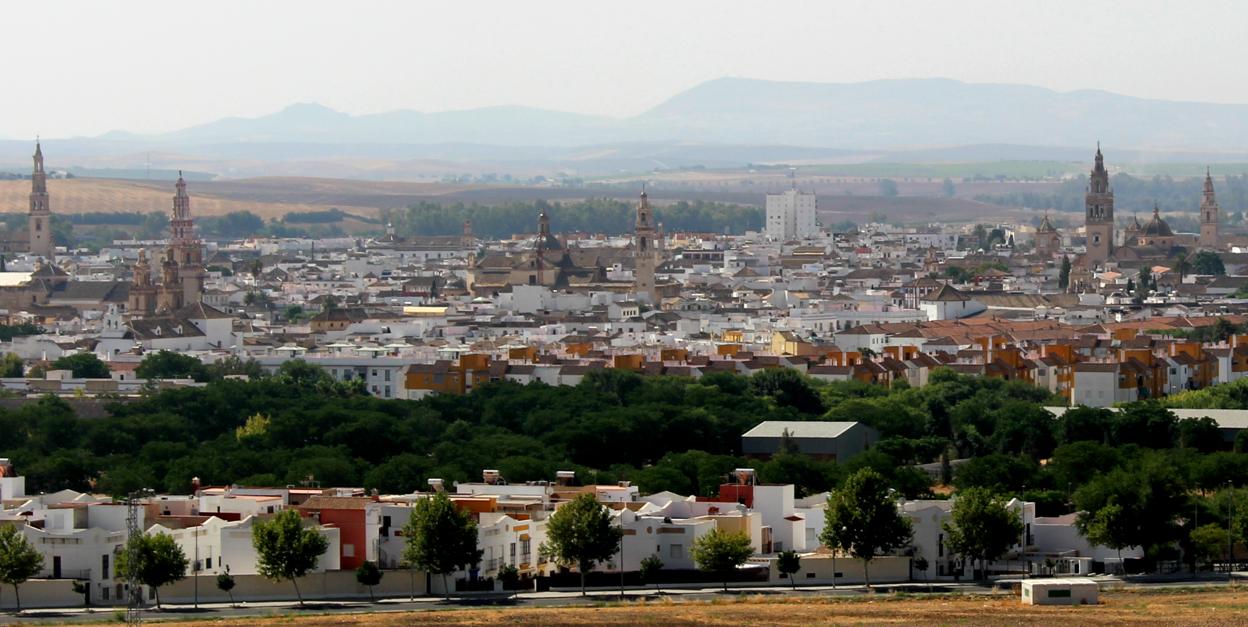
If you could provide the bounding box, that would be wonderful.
[207,355,264,380]
[1173,251,1191,281]
[116,532,188,609]
[51,352,110,379]
[954,454,1038,494]
[277,359,331,387]
[401,491,481,601]
[639,554,664,591]
[1058,255,1072,290]
[941,178,957,198]
[1190,524,1230,568]
[541,492,622,596]
[878,179,899,197]
[0,353,23,378]
[913,555,930,591]
[1080,502,1134,569]
[71,580,89,609]
[1073,456,1187,568]
[690,529,754,592]
[497,563,519,598]
[821,468,913,588]
[251,509,329,606]
[776,550,801,589]
[0,524,44,611]
[1191,250,1226,276]
[749,368,824,414]
[355,561,382,602]
[216,570,236,606]
[941,488,1024,580]
[136,350,209,382]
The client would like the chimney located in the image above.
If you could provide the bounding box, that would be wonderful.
[555,470,576,487]
[427,478,445,492]
[734,468,756,485]
[191,476,201,493]
[483,469,500,485]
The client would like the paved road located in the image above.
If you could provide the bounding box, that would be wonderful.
[4,578,1241,624]
[5,583,992,624]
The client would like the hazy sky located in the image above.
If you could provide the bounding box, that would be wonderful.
[4,0,1246,139]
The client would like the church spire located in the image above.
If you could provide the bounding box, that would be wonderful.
[28,140,53,259]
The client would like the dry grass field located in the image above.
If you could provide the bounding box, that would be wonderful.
[0,178,382,221]
[147,589,1248,626]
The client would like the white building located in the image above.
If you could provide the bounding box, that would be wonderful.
[151,515,341,577]
[765,189,818,241]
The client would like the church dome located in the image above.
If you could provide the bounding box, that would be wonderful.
[1140,205,1173,237]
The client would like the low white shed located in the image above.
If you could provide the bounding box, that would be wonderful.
[1020,577,1099,606]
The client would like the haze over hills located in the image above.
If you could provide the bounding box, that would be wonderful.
[7,77,1248,180]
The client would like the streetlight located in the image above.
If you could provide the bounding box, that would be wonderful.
[1229,481,1235,585]
[193,528,199,609]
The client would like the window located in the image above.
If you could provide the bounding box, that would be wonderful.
[206,557,212,569]
[1048,588,1072,598]
[343,544,355,558]
[102,554,110,579]
[938,533,944,557]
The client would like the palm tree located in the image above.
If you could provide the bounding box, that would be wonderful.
[1174,251,1191,282]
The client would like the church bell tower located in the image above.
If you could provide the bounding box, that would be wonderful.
[1084,144,1114,266]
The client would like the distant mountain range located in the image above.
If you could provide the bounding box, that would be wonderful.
[7,77,1248,179]
[97,77,1248,150]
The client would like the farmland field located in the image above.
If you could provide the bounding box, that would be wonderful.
[0,175,1031,227]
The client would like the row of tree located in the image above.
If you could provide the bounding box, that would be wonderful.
[381,198,764,239]
[976,172,1248,215]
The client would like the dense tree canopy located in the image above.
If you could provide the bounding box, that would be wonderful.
[3,362,1248,574]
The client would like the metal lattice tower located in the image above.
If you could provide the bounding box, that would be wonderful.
[125,489,153,626]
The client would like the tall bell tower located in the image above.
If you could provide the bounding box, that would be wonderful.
[168,173,205,306]
[1084,144,1114,266]
[634,188,658,304]
[1200,167,1220,248]
[28,141,53,259]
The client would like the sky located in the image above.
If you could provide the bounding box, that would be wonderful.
[3,0,1247,139]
